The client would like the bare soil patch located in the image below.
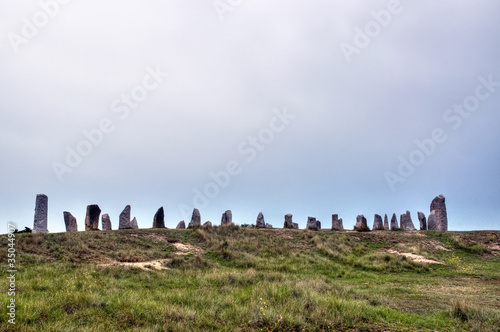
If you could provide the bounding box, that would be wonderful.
[99,258,171,270]
[381,249,445,265]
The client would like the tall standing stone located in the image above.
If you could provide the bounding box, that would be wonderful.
[400,211,416,230]
[383,214,389,230]
[63,211,78,232]
[119,205,132,229]
[354,214,370,232]
[332,214,343,230]
[427,211,437,230]
[153,207,165,228]
[131,217,139,229]
[372,214,384,230]
[307,217,320,230]
[221,210,233,226]
[430,194,448,231]
[417,211,427,230]
[101,214,112,231]
[390,213,399,230]
[188,208,201,228]
[33,194,48,233]
[256,212,266,228]
[176,220,186,229]
[284,213,293,229]
[85,205,101,231]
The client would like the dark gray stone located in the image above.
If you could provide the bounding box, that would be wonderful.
[33,194,48,233]
[176,220,186,229]
[85,205,101,231]
[119,205,131,229]
[430,194,448,231]
[131,217,138,229]
[188,208,201,228]
[153,207,165,228]
[63,211,77,232]
[306,217,320,230]
[292,222,299,229]
[427,211,437,230]
[354,214,370,232]
[256,212,266,228]
[101,214,112,231]
[383,214,389,230]
[284,213,293,229]
[203,221,212,228]
[418,211,427,230]
[373,214,384,230]
[221,210,232,225]
[400,211,416,231]
[390,213,399,230]
[332,214,343,230]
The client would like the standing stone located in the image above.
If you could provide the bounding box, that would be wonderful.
[354,214,370,232]
[306,217,320,230]
[372,214,384,230]
[63,211,78,232]
[256,212,266,228]
[176,220,186,229]
[400,211,416,231]
[292,222,299,229]
[153,207,165,228]
[265,223,273,229]
[332,214,344,230]
[33,194,48,233]
[203,221,212,228]
[427,211,437,230]
[417,211,427,230]
[101,214,112,231]
[390,213,399,230]
[430,194,448,231]
[221,210,233,226]
[85,205,101,231]
[284,213,294,229]
[131,217,138,229]
[119,205,131,229]
[383,214,389,230]
[188,208,201,228]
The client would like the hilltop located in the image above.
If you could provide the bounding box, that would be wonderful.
[1,227,500,331]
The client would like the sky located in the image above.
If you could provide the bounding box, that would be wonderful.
[1,0,499,233]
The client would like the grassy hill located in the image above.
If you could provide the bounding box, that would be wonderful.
[1,226,499,331]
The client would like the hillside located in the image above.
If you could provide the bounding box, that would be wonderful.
[1,227,500,331]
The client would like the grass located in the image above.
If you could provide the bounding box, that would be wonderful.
[0,227,499,331]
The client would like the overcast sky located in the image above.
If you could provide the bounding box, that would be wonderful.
[1,0,499,233]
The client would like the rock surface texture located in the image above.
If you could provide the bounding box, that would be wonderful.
[131,217,138,229]
[417,211,427,230]
[119,205,131,229]
[332,214,343,230]
[176,220,186,229]
[429,194,448,231]
[390,213,399,230]
[153,207,165,228]
[33,194,48,233]
[284,213,294,229]
[63,211,78,232]
[256,212,266,228]
[85,205,101,231]
[101,214,112,231]
[188,208,201,228]
[354,214,370,232]
[373,214,384,230]
[400,211,416,230]
[221,210,232,225]
[383,214,389,230]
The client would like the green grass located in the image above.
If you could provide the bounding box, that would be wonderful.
[1,227,499,331]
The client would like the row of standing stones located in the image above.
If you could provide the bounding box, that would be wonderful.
[31,194,448,233]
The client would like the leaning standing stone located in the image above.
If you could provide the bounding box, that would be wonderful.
[153,207,165,228]
[63,211,78,232]
[119,205,131,229]
[256,212,266,228]
[372,214,384,230]
[188,208,201,228]
[390,213,399,230]
[33,194,48,233]
[354,214,370,232]
[332,214,343,230]
[417,211,427,230]
[101,214,112,231]
[383,214,389,230]
[400,211,416,230]
[284,213,293,229]
[430,194,448,231]
[221,210,233,225]
[85,205,101,231]
[131,217,139,229]
[176,220,186,229]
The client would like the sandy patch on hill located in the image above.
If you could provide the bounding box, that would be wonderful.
[382,249,445,265]
[173,242,204,255]
[99,258,171,271]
